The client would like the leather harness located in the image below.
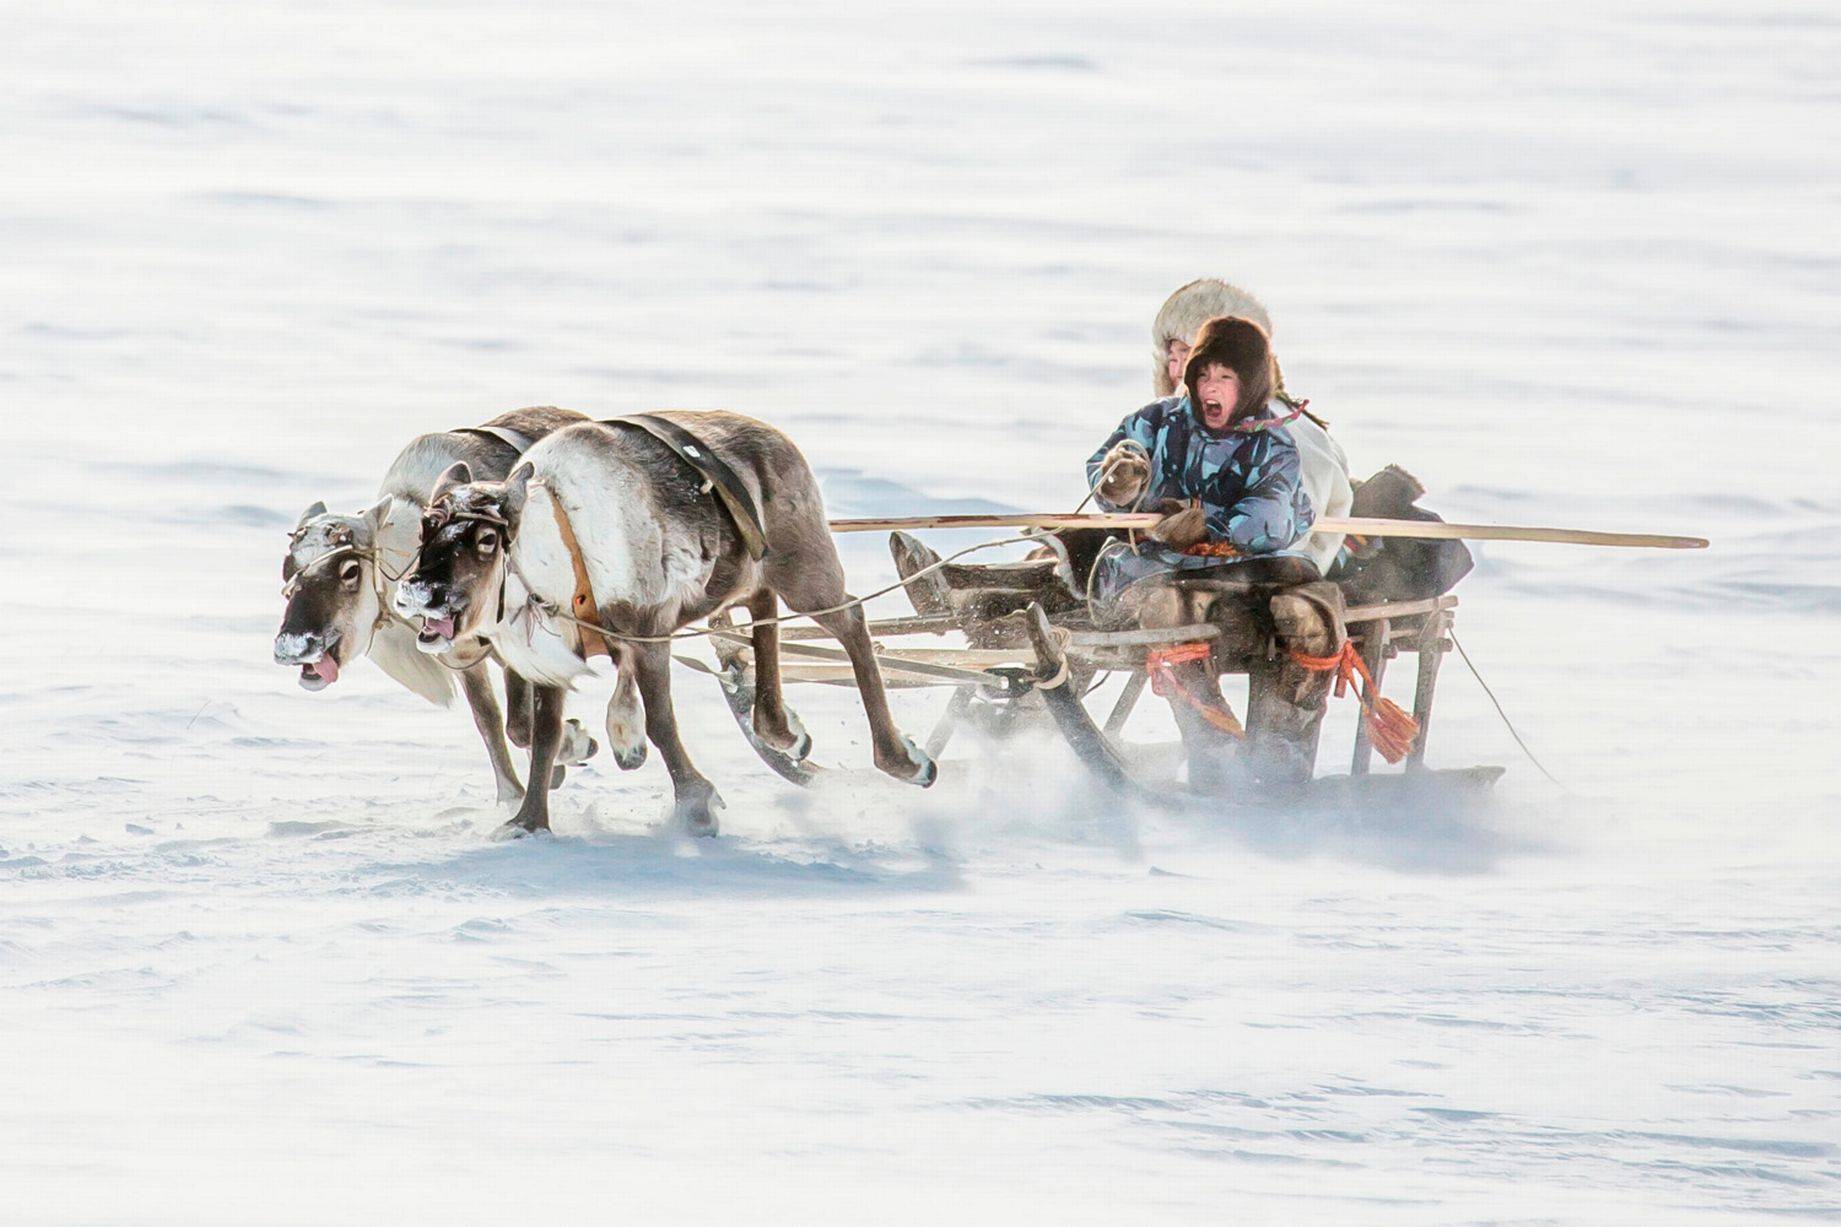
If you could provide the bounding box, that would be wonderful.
[601,415,768,562]
[545,414,768,660]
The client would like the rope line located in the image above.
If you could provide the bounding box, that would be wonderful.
[1448,627,1570,792]
[517,532,1043,646]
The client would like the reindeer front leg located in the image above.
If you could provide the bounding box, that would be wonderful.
[497,683,565,838]
[505,666,595,777]
[603,645,648,770]
[629,639,723,836]
[459,662,524,803]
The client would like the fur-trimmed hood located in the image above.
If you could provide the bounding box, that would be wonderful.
[1152,279,1273,396]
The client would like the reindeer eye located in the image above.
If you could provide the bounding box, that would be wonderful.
[339,559,362,587]
[476,527,499,556]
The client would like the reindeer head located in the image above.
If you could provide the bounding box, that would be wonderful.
[393,461,532,654]
[274,497,395,690]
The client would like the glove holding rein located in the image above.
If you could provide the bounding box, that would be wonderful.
[1147,501,1210,552]
[1095,440,1151,506]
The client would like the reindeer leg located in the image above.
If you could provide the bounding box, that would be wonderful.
[503,670,533,748]
[771,549,934,787]
[460,662,524,803]
[603,644,648,770]
[746,588,810,760]
[506,665,593,778]
[629,639,723,836]
[810,603,936,788]
[497,683,564,838]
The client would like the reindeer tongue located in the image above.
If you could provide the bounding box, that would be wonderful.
[424,616,456,640]
[308,656,340,684]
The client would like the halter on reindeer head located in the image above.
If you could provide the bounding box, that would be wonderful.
[393,461,531,654]
[274,497,399,690]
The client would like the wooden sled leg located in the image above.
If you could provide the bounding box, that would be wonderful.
[925,686,975,759]
[1349,620,1389,777]
[1407,609,1448,772]
[1103,672,1147,737]
[1022,603,1164,802]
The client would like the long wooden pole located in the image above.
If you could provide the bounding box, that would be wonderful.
[826,512,1708,550]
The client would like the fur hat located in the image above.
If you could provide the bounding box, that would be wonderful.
[1152,279,1273,396]
[1183,316,1274,426]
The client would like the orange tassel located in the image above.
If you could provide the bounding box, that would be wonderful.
[1288,640,1421,765]
[1146,644,1245,738]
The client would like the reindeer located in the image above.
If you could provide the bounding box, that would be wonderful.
[393,410,936,838]
[273,407,596,802]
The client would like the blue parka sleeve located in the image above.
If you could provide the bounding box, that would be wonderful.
[1209,432,1308,553]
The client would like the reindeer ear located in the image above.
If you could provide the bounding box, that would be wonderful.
[501,462,535,518]
[430,462,473,503]
[361,494,395,540]
[295,500,328,531]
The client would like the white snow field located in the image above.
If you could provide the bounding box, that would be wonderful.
[4,1,1839,1222]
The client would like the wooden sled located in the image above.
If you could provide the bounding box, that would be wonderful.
[679,537,1503,809]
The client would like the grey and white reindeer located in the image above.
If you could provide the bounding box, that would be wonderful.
[393,410,935,838]
[273,406,596,802]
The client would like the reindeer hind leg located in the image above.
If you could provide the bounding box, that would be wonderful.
[774,552,934,787]
[746,588,810,760]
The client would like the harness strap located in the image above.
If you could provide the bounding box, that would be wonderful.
[452,424,538,456]
[602,414,769,561]
[547,496,610,660]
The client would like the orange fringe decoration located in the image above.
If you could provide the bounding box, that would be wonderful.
[1181,541,1240,558]
[1146,643,1244,738]
[1289,640,1421,764]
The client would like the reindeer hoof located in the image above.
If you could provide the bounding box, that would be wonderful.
[605,710,647,771]
[675,789,724,838]
[755,707,811,762]
[495,782,525,806]
[492,817,550,841]
[759,726,812,762]
[781,709,812,761]
[559,719,597,765]
[879,736,937,788]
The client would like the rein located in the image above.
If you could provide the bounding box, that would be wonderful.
[498,513,1042,648]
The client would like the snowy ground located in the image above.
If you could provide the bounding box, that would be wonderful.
[4,1,1839,1221]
